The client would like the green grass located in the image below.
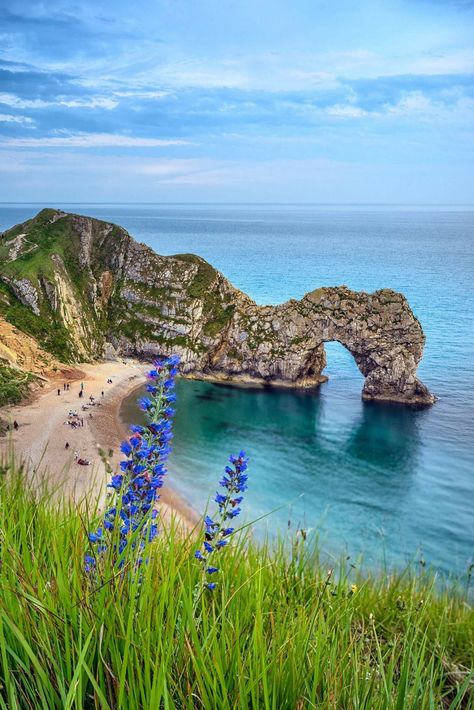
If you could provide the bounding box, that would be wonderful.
[0,457,472,709]
[0,361,36,407]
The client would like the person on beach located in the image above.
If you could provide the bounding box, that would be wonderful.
[63,383,66,391]
[65,442,69,450]
[13,420,19,430]
[67,383,70,391]
[57,389,60,396]
[81,418,84,427]
[81,382,84,391]
[79,390,83,398]
[101,391,104,397]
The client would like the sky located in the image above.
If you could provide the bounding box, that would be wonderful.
[0,0,473,203]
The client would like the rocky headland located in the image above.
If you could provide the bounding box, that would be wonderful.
[0,208,435,406]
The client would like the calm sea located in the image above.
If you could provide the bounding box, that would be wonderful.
[1,204,473,579]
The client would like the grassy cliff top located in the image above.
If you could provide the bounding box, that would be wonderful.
[0,464,472,708]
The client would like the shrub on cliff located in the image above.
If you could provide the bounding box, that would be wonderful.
[0,360,35,407]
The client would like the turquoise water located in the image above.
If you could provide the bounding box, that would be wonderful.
[1,204,473,577]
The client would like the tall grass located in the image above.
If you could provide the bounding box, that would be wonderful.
[0,458,472,709]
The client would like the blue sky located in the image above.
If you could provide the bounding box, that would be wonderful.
[0,0,473,202]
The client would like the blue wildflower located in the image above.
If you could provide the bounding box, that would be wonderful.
[86,355,180,572]
[194,451,249,591]
[85,555,96,573]
[108,474,123,490]
[88,528,103,543]
[138,397,153,411]
[120,441,132,456]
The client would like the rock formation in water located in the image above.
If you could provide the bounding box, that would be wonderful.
[0,209,435,406]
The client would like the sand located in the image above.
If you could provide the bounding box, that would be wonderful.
[0,359,199,528]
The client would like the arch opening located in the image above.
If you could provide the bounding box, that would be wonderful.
[322,340,364,382]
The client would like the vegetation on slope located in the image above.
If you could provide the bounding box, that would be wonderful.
[0,210,107,362]
[0,360,36,407]
[0,280,74,362]
[0,461,472,709]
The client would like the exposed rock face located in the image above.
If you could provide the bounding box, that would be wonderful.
[0,276,40,316]
[0,209,435,406]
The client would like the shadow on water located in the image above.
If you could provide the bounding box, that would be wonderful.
[173,379,327,443]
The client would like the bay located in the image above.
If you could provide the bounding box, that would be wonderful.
[1,203,473,578]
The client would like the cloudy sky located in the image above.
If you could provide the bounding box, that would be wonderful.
[0,0,473,202]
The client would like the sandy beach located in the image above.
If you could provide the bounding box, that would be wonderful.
[0,360,198,528]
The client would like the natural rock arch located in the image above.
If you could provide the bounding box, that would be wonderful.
[200,286,435,406]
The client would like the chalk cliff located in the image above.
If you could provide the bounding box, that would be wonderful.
[0,209,435,406]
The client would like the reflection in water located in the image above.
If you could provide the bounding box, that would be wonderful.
[346,401,421,473]
[339,402,421,518]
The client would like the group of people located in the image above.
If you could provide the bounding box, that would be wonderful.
[61,378,112,467]
[64,443,91,466]
[8,375,115,470]
[64,410,84,429]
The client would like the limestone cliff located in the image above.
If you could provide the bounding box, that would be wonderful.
[0,209,435,406]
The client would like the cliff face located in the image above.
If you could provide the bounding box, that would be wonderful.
[0,209,435,406]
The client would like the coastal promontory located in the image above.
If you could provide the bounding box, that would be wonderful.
[0,209,435,406]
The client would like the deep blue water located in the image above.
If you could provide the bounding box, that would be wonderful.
[1,204,473,578]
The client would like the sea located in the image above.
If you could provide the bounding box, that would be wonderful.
[1,203,473,581]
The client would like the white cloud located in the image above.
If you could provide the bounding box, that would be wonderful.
[102,48,474,92]
[0,93,119,110]
[0,132,191,148]
[159,60,246,89]
[0,113,34,124]
[386,92,435,116]
[112,89,171,100]
[383,91,474,122]
[325,105,368,118]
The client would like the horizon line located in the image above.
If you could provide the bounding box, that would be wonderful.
[1,201,474,207]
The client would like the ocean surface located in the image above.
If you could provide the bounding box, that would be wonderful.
[1,204,473,579]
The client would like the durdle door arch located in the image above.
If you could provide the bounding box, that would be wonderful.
[196,286,436,407]
[302,287,435,406]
